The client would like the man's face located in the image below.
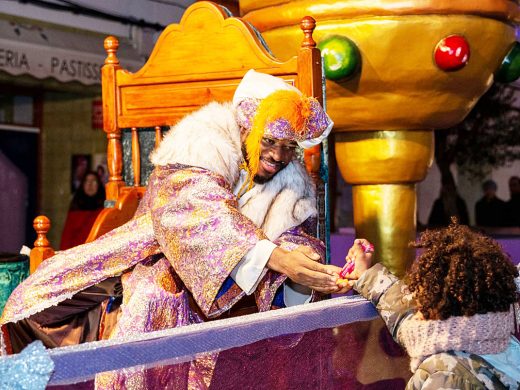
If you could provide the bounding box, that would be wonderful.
[254,137,297,184]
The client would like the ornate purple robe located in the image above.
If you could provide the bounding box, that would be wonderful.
[1,102,324,388]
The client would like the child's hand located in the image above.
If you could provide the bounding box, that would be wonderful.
[336,239,374,292]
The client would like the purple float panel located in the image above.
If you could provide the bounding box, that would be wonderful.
[41,296,411,389]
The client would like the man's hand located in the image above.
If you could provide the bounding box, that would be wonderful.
[267,246,342,294]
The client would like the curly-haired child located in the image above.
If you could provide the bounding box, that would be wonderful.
[338,222,520,389]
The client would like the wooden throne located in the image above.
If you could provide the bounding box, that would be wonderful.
[30,1,327,271]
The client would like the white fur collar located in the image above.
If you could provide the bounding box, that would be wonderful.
[150,102,243,186]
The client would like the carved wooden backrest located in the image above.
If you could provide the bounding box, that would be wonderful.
[101,2,322,203]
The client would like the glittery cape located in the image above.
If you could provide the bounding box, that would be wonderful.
[144,164,266,317]
[0,165,265,328]
[94,257,218,389]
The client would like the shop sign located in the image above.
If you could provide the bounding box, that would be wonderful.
[0,37,104,85]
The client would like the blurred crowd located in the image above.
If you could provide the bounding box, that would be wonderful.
[428,175,520,228]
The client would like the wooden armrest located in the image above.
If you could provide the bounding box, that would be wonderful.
[85,188,140,242]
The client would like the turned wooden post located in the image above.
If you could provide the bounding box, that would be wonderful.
[102,36,124,203]
[30,216,55,273]
[299,16,324,185]
[298,16,328,243]
[155,126,162,149]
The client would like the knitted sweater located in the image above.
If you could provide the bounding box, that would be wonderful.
[354,263,520,389]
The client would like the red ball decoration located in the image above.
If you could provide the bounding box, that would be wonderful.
[434,35,470,71]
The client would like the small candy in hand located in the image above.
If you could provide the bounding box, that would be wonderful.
[339,241,374,279]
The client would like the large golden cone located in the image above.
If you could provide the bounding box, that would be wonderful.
[241,0,519,275]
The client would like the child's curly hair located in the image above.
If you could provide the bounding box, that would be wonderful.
[407,220,518,320]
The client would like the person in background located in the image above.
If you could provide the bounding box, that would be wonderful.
[71,155,89,193]
[505,176,520,227]
[475,179,506,227]
[60,170,105,250]
[428,176,469,227]
[337,224,520,389]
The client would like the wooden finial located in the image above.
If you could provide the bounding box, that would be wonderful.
[104,36,120,65]
[300,16,316,48]
[31,215,54,273]
[33,215,51,249]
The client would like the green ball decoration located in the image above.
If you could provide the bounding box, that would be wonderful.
[496,42,520,83]
[318,35,360,81]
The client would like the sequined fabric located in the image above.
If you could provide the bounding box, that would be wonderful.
[0,254,29,314]
[95,257,214,389]
[1,165,264,329]
[235,99,256,130]
[146,165,266,317]
[2,161,324,388]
